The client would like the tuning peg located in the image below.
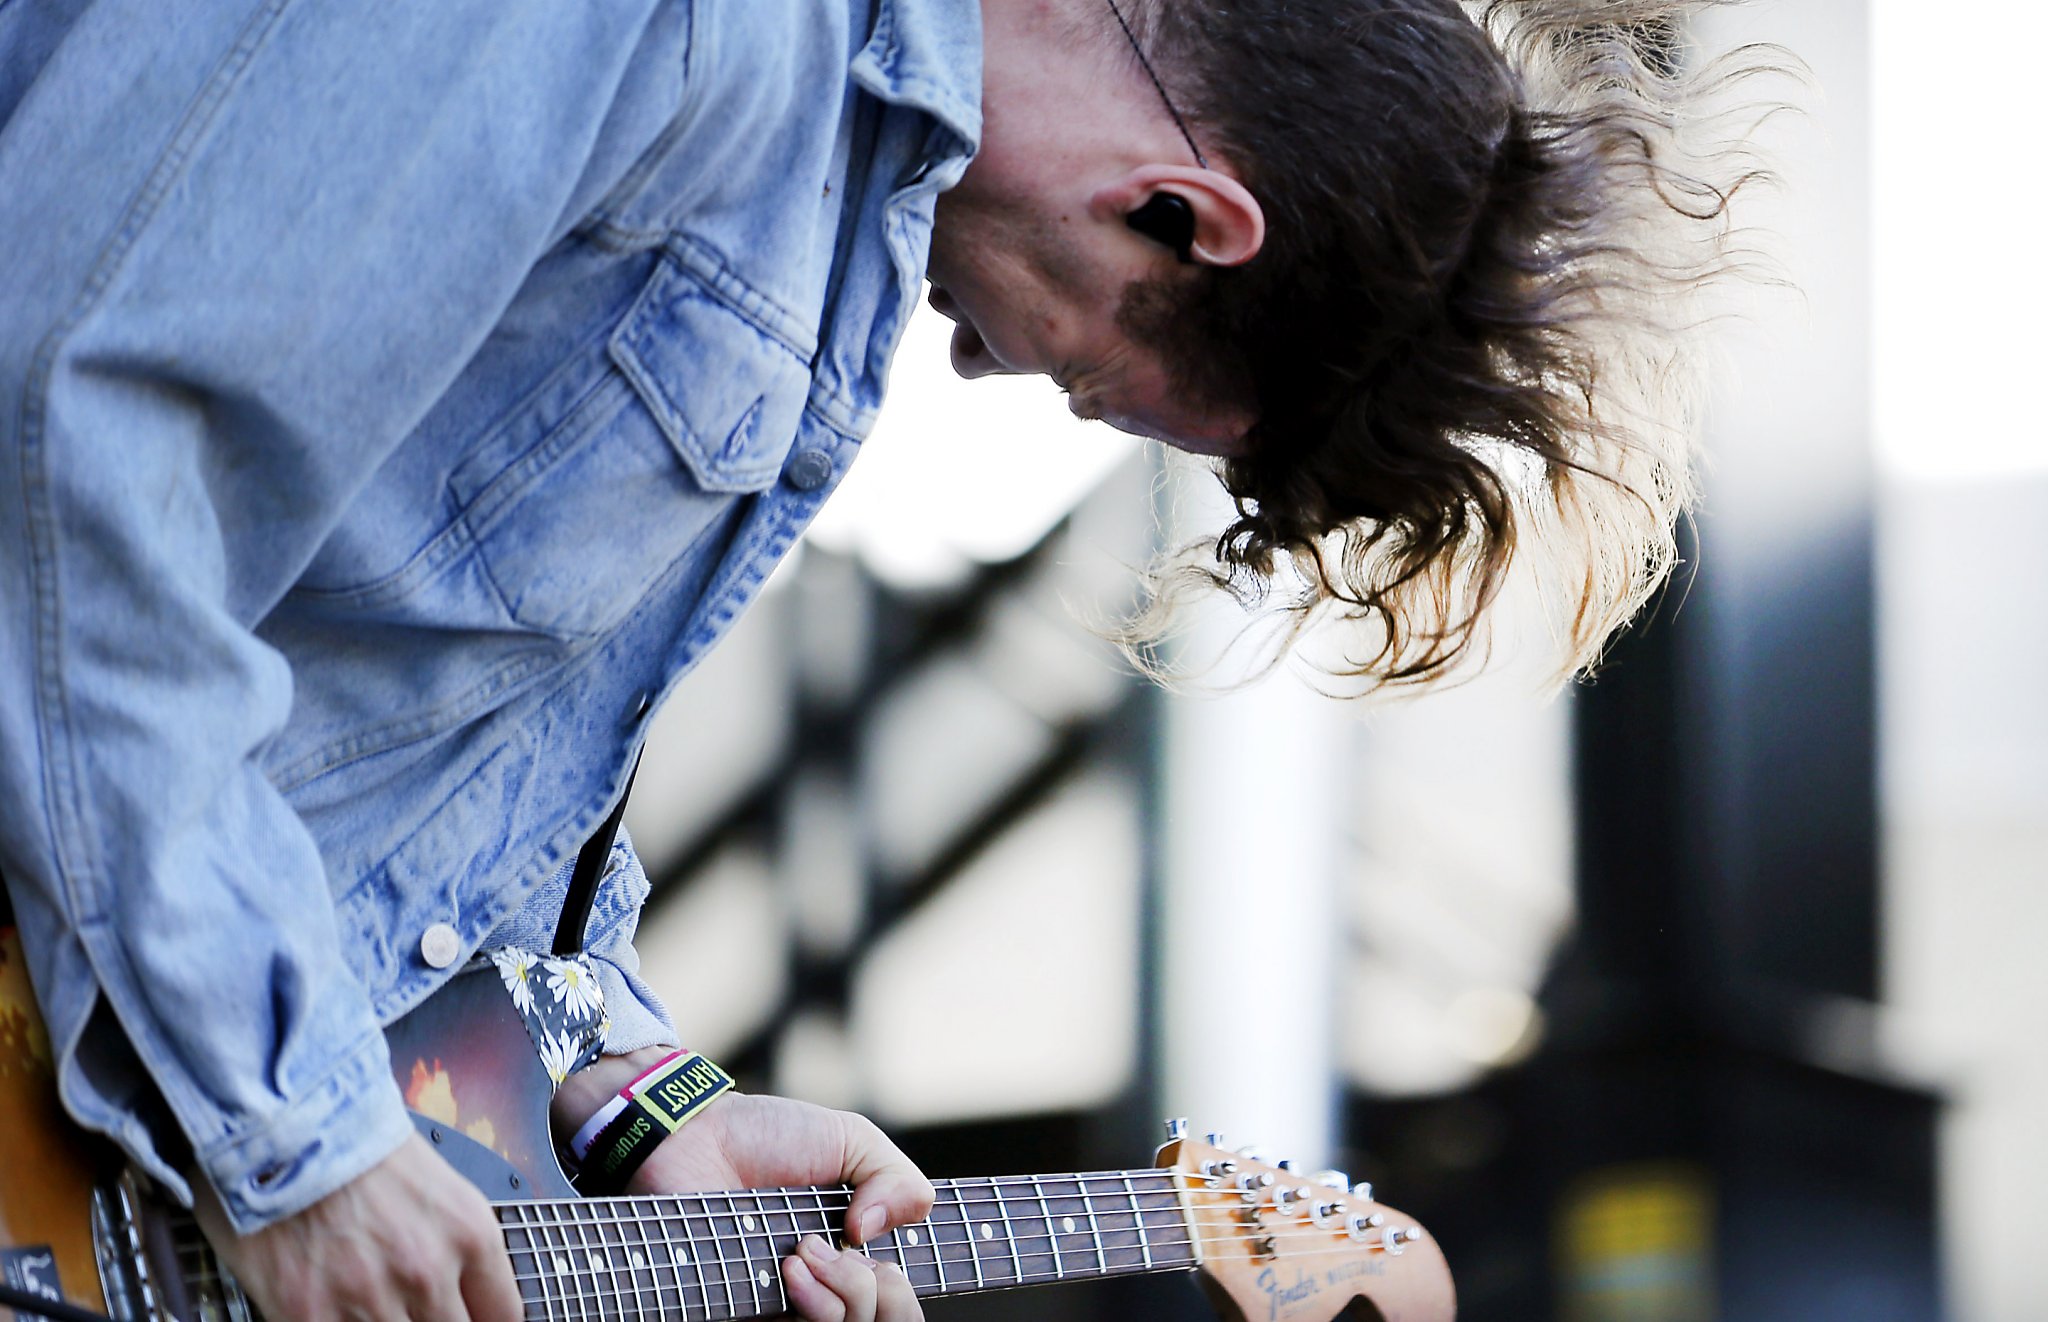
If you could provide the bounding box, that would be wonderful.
[1235,1144,1269,1163]
[1312,1169,1350,1190]
[1164,1117,1189,1140]
[1381,1223,1421,1257]
[1352,1181,1375,1202]
[1205,1131,1225,1146]
[1277,1159,1297,1172]
[1311,1200,1343,1229]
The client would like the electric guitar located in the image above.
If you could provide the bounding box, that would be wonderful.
[0,925,1455,1321]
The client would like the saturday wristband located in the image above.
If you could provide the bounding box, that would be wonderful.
[576,1051,735,1193]
[569,1049,688,1164]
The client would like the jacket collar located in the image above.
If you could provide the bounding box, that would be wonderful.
[850,0,983,155]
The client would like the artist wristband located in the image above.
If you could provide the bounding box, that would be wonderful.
[575,1050,735,1194]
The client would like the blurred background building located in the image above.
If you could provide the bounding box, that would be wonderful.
[616,1,2046,1317]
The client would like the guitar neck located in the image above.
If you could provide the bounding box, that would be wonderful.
[492,1169,1197,1321]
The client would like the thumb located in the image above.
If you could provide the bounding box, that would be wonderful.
[834,1109,934,1246]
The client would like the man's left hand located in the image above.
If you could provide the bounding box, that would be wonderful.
[553,1052,932,1322]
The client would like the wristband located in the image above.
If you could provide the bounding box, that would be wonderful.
[576,1050,735,1194]
[569,1049,688,1165]
[568,1091,634,1166]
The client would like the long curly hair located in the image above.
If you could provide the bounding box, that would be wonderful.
[1115,0,1790,689]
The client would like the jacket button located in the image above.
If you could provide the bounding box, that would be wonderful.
[785,450,833,491]
[419,923,462,970]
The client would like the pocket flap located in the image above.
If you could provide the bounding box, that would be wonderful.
[608,259,811,494]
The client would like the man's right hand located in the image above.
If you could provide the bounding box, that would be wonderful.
[193,1133,522,1322]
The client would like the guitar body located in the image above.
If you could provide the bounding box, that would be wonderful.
[0,926,110,1321]
[0,932,567,1322]
[3,923,1455,1322]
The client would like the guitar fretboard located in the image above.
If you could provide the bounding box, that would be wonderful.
[494,1170,1196,1322]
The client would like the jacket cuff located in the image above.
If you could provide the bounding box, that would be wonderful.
[590,949,678,1056]
[195,1029,415,1234]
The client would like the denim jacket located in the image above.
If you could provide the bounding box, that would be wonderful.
[0,0,980,1232]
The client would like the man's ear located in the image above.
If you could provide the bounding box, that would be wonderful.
[1092,163,1265,268]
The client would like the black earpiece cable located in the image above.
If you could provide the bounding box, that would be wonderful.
[1103,0,1208,169]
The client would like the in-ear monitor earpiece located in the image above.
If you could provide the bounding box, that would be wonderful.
[1126,193,1197,263]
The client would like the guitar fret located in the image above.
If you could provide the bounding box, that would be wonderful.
[1093,1174,1140,1275]
[617,1201,661,1320]
[569,1202,606,1322]
[599,1204,629,1313]
[645,1201,684,1320]
[1031,1175,1062,1281]
[742,1191,777,1313]
[999,1179,1026,1284]
[1140,1173,1198,1270]
[725,1192,758,1312]
[954,1182,984,1291]
[504,1204,549,1322]
[663,1196,708,1322]
[802,1195,827,1252]
[593,1203,622,1317]
[534,1206,577,1322]
[754,1193,782,1309]
[762,1186,796,1294]
[525,1206,562,1322]
[1123,1173,1151,1270]
[1082,1186,1108,1276]
[706,1193,742,1319]
[1047,1176,1093,1280]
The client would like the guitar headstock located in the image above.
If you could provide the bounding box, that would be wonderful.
[1158,1123,1456,1322]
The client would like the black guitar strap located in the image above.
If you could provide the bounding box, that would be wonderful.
[551,751,641,958]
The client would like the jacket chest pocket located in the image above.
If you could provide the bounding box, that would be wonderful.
[451,259,814,641]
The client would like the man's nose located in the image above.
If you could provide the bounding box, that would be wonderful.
[948,323,1016,380]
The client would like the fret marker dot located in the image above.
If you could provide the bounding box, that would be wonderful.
[980,1224,993,1240]
[758,1269,772,1289]
[905,1228,920,1246]
[591,1252,607,1271]
[742,1214,757,1232]
[673,1247,691,1267]
[631,1251,645,1269]
[554,1255,570,1275]
[1061,1216,1076,1234]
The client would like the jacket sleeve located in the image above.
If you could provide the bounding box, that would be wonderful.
[0,0,686,1232]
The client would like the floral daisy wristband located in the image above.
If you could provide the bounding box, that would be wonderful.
[570,1049,735,1194]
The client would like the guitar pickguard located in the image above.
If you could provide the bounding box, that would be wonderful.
[381,962,578,1200]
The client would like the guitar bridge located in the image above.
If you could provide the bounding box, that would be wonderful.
[92,1171,255,1322]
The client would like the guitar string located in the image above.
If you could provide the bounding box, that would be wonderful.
[165,1175,1411,1302]
[168,1188,1404,1269]
[490,1225,1412,1286]
[488,1183,1413,1254]
[489,1205,1401,1259]
[490,1206,1201,1283]
[166,1192,1404,1269]
[487,1209,1417,1292]
[491,1170,1373,1226]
